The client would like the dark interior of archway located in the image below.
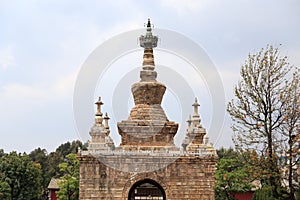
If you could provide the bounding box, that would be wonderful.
[128,179,166,200]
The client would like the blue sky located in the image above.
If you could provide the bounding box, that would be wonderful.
[0,0,299,153]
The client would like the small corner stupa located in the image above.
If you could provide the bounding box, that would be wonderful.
[182,98,215,154]
[88,97,115,152]
[78,19,217,200]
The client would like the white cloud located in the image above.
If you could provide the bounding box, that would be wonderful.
[51,69,79,100]
[0,68,79,153]
[0,45,16,70]
[2,83,46,100]
[0,68,78,104]
[59,19,144,54]
[160,0,215,15]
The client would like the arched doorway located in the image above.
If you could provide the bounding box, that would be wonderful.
[128,179,166,200]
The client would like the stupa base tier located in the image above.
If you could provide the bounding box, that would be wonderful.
[117,121,178,146]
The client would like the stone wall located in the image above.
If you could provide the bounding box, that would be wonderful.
[78,154,216,200]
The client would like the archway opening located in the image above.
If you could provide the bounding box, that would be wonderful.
[128,179,166,200]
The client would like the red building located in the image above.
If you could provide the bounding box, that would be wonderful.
[47,178,59,200]
[232,192,254,200]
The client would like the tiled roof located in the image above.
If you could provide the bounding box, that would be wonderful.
[48,178,60,189]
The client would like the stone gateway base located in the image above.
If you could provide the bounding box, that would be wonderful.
[78,154,216,200]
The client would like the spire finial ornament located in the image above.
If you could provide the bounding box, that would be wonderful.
[147,18,151,28]
[95,97,103,125]
[104,112,110,129]
[139,18,158,68]
[95,97,103,116]
[192,97,200,117]
[140,18,157,49]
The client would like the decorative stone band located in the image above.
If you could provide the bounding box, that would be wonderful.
[129,104,167,121]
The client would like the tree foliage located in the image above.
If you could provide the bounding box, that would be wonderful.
[57,153,79,200]
[0,152,42,200]
[0,140,85,200]
[46,140,87,179]
[0,180,11,200]
[227,45,299,199]
[216,147,239,160]
[215,148,254,200]
[28,140,86,199]
[29,147,49,198]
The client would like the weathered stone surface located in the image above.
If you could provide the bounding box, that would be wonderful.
[131,82,166,105]
[78,154,217,200]
[128,104,167,121]
[118,120,178,146]
[79,19,217,200]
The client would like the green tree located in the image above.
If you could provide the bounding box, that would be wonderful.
[253,186,276,200]
[0,149,5,158]
[217,147,239,160]
[0,180,11,200]
[47,140,86,179]
[56,140,87,158]
[0,151,42,199]
[29,148,50,200]
[57,153,79,200]
[47,151,65,178]
[227,45,299,199]
[215,148,254,200]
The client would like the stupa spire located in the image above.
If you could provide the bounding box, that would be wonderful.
[117,19,178,148]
